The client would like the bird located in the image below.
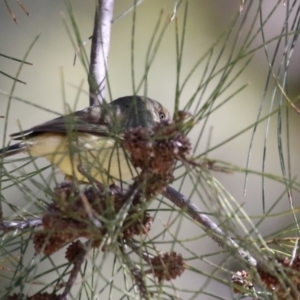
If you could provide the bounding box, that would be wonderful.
[0,96,170,184]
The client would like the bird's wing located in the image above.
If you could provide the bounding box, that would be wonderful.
[10,106,113,140]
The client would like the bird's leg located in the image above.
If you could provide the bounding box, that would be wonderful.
[64,173,90,185]
[64,174,75,182]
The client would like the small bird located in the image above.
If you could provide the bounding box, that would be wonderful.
[0,96,170,184]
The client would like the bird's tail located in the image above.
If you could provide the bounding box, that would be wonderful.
[0,143,26,158]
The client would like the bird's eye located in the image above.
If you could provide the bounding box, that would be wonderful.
[159,112,166,120]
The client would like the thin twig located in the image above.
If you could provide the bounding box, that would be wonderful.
[0,219,43,231]
[60,241,90,300]
[162,186,257,267]
[17,0,30,16]
[120,244,149,299]
[4,0,17,24]
[126,239,154,265]
[89,0,114,106]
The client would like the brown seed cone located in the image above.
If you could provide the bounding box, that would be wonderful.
[151,251,185,282]
[65,240,85,263]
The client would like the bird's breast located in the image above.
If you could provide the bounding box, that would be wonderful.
[27,132,136,183]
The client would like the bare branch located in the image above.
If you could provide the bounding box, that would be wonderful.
[162,186,257,267]
[60,241,90,300]
[89,0,114,106]
[0,219,42,231]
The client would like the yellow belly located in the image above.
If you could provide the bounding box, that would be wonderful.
[27,133,136,184]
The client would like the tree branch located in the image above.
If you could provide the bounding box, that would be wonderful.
[89,0,114,106]
[0,219,42,231]
[162,186,257,267]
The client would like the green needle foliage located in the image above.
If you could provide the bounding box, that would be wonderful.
[1,1,300,299]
